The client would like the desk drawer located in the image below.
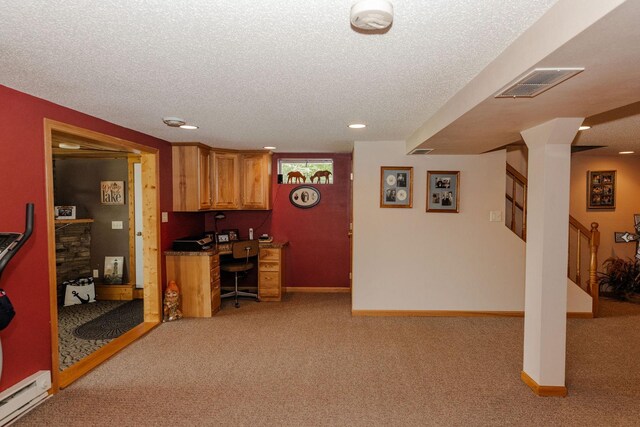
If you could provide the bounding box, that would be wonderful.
[259,261,280,272]
[211,266,220,282]
[259,272,280,288]
[259,248,280,261]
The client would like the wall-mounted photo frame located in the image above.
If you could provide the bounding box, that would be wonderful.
[587,170,616,209]
[222,229,240,241]
[290,185,321,209]
[427,171,460,213]
[380,166,413,208]
[101,180,125,205]
[104,256,124,284]
[54,205,76,220]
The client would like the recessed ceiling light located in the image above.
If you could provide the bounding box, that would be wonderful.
[58,142,80,149]
[579,125,591,131]
[348,123,366,129]
[179,124,199,130]
[619,151,634,155]
[263,146,276,150]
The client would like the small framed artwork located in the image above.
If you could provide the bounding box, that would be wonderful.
[290,186,321,209]
[104,256,124,284]
[223,229,240,241]
[101,181,125,205]
[427,171,460,213]
[54,205,76,220]
[380,167,413,208]
[216,233,230,244]
[587,170,616,209]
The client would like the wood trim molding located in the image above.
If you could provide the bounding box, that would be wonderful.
[285,287,351,293]
[521,371,567,397]
[351,310,594,318]
[59,322,158,388]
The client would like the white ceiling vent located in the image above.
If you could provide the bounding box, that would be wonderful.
[409,148,434,155]
[495,68,584,98]
[350,0,394,30]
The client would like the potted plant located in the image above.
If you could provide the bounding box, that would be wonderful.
[599,257,640,302]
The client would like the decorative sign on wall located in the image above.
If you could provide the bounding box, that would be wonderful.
[101,180,125,205]
[290,186,321,209]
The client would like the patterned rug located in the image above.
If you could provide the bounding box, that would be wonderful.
[73,299,143,340]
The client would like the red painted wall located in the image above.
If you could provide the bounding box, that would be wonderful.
[0,85,203,391]
[205,153,352,288]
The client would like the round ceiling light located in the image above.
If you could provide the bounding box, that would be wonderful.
[578,125,591,131]
[264,146,277,150]
[348,123,366,129]
[162,117,186,127]
[179,124,199,130]
[350,0,394,31]
[58,142,81,149]
[619,151,634,155]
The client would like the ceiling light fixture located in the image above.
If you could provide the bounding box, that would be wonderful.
[263,146,277,150]
[58,142,81,149]
[179,124,199,130]
[162,117,186,127]
[350,0,394,30]
[348,123,366,129]
[619,151,634,155]
[579,125,591,131]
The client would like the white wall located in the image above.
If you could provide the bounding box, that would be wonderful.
[352,141,526,311]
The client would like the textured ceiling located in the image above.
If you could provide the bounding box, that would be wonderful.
[0,0,560,152]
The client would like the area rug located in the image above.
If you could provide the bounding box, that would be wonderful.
[73,299,143,340]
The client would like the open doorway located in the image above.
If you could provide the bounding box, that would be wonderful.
[44,119,162,392]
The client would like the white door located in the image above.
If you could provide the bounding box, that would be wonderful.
[134,163,144,289]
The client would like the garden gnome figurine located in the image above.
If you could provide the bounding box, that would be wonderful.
[163,280,182,322]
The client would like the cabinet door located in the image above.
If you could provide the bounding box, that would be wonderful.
[240,153,271,210]
[198,147,213,209]
[212,151,240,209]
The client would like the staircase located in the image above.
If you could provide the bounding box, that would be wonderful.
[505,164,600,316]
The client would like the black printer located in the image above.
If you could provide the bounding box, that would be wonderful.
[172,235,214,251]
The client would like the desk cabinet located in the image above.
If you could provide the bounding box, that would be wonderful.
[165,252,220,317]
[258,245,286,301]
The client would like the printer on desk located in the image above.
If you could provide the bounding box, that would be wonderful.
[172,235,214,252]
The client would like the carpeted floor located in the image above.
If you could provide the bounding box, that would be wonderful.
[18,294,640,426]
[57,300,142,370]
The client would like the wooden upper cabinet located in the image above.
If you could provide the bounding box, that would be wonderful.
[212,151,240,210]
[172,143,272,211]
[240,153,271,210]
[172,144,213,211]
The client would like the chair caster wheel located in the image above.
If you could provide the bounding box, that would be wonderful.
[235,303,240,308]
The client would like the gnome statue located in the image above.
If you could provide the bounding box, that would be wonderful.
[163,280,182,322]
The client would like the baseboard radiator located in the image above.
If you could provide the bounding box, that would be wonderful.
[0,370,51,426]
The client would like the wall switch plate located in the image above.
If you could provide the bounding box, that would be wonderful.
[112,220,123,229]
[93,269,99,278]
[489,211,502,222]
[161,212,168,223]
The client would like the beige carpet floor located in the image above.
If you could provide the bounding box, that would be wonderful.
[16,294,640,426]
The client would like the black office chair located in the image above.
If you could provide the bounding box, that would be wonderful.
[220,240,259,308]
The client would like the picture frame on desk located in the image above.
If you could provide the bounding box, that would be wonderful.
[216,232,230,244]
[222,229,239,241]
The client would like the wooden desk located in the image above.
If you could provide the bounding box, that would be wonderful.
[217,240,288,302]
[164,250,221,317]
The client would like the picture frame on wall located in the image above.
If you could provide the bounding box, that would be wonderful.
[101,180,125,205]
[380,166,413,208]
[427,171,460,213]
[587,170,616,209]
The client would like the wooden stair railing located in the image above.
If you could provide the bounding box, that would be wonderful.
[506,164,527,241]
[568,216,600,316]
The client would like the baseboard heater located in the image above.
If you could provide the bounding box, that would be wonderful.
[0,370,51,426]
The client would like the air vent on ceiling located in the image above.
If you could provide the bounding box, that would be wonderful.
[495,67,584,98]
[409,148,434,155]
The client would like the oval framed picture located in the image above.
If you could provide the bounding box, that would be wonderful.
[289,186,321,209]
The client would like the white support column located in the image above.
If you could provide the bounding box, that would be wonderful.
[520,117,583,397]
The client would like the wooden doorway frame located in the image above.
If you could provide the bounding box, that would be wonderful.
[44,119,162,392]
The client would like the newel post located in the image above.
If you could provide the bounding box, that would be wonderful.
[590,222,600,317]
